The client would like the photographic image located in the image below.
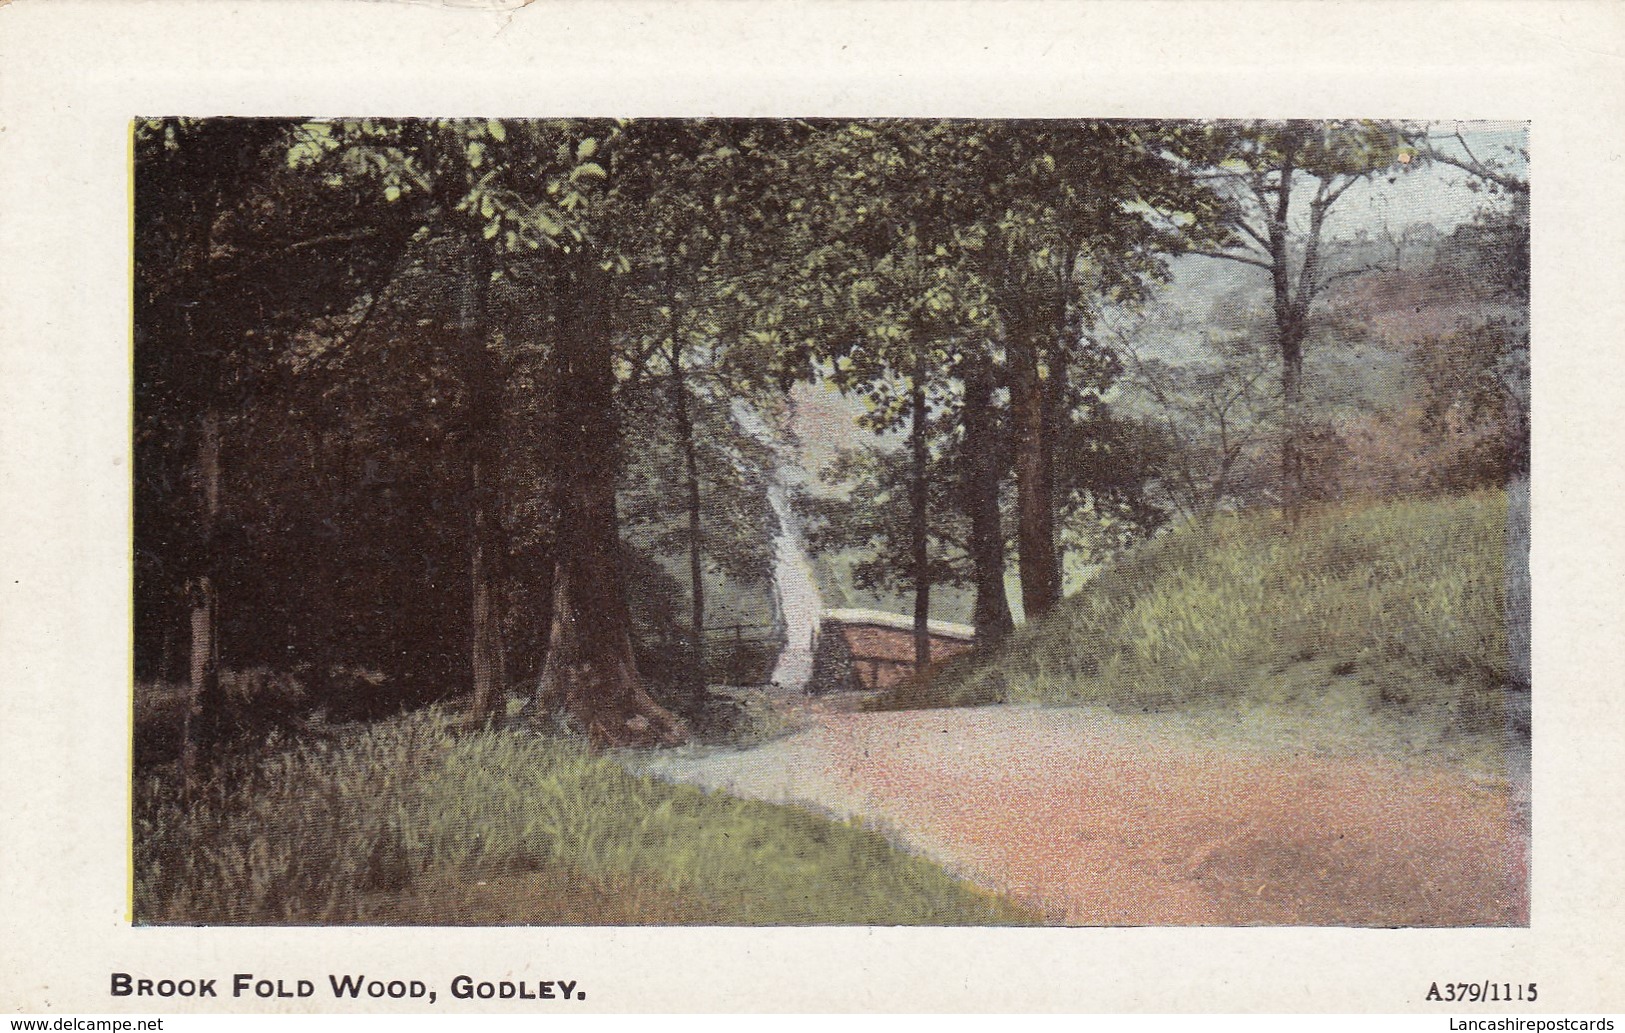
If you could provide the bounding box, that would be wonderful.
[131,117,1531,929]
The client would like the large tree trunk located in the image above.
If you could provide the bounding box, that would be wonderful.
[181,409,223,787]
[536,261,687,748]
[1008,331,1061,620]
[909,361,932,673]
[960,357,1014,649]
[461,240,507,722]
[467,497,505,720]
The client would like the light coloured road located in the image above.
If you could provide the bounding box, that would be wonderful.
[635,699,1529,926]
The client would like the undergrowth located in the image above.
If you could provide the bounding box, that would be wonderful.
[133,709,1032,926]
[885,489,1527,756]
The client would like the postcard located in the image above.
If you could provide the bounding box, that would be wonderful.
[1,0,1620,1016]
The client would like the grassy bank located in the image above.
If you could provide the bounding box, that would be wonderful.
[134,709,1032,925]
[887,490,1527,760]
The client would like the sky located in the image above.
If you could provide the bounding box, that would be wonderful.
[1337,120,1528,236]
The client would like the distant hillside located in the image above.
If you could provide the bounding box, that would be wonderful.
[885,489,1528,767]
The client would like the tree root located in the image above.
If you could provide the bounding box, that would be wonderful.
[538,659,690,750]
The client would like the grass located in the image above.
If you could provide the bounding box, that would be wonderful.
[133,708,1034,926]
[883,489,1528,766]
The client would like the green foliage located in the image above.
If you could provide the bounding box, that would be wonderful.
[810,549,979,624]
[1192,119,1407,185]
[617,380,776,586]
[133,710,1032,926]
[133,119,443,685]
[303,117,620,253]
[889,490,1525,755]
[1115,309,1278,518]
[1409,319,1529,489]
[803,442,967,594]
[758,120,1222,612]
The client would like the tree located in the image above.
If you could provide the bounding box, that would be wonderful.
[766,120,994,668]
[1112,306,1276,518]
[608,123,787,698]
[1412,183,1529,490]
[954,350,1016,647]
[762,119,1218,643]
[1410,319,1529,489]
[1396,122,1528,490]
[1048,334,1171,555]
[525,119,814,743]
[616,353,777,695]
[297,118,557,723]
[1404,122,1529,197]
[132,116,1243,751]
[975,120,1227,614]
[1185,119,1408,519]
[135,118,419,779]
[309,118,716,743]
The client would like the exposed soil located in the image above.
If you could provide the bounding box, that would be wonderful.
[636,697,1529,927]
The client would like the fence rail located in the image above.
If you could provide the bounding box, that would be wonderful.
[698,622,784,648]
[693,623,783,684]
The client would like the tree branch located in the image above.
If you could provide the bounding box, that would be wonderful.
[1319,261,1391,288]
[1428,148,1531,194]
[1321,173,1360,208]
[1407,127,1531,194]
[1191,249,1274,271]
[1235,216,1272,252]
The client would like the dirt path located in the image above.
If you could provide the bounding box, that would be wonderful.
[636,699,1529,926]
